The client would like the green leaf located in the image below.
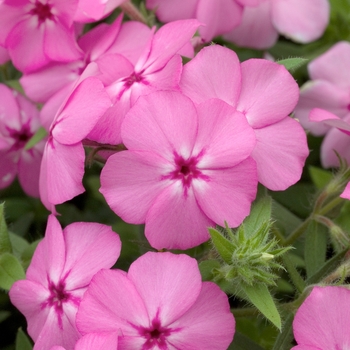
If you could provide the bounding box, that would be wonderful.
[199,259,221,281]
[228,331,265,350]
[309,166,333,189]
[0,310,10,323]
[9,232,29,259]
[209,227,235,264]
[282,253,306,293]
[21,240,41,270]
[271,313,295,350]
[0,203,12,255]
[277,57,309,72]
[0,252,25,290]
[5,80,25,94]
[25,127,48,150]
[304,220,328,278]
[241,283,281,330]
[15,328,33,350]
[243,196,272,237]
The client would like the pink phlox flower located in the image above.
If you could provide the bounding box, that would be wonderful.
[0,83,45,197]
[88,19,201,146]
[180,44,308,191]
[77,252,235,349]
[39,74,112,213]
[292,286,350,349]
[0,45,10,65]
[74,0,126,22]
[145,0,246,42]
[9,214,122,350]
[0,0,83,73]
[100,90,257,250]
[224,0,330,49]
[294,41,350,168]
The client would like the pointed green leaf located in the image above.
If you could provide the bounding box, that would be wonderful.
[209,228,235,264]
[304,220,328,278]
[243,196,272,237]
[309,166,333,189]
[241,283,281,330]
[199,259,221,281]
[277,57,308,72]
[0,252,25,290]
[25,127,48,150]
[16,328,33,350]
[272,313,294,350]
[0,203,12,255]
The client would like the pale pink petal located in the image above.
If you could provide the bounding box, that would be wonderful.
[63,222,121,289]
[293,286,350,348]
[168,283,235,350]
[75,332,119,350]
[76,269,149,335]
[121,91,198,162]
[0,45,10,64]
[128,252,202,325]
[308,41,350,89]
[341,182,350,200]
[196,0,243,41]
[74,0,124,22]
[52,77,111,145]
[6,19,48,73]
[291,346,320,350]
[9,280,50,341]
[0,4,25,45]
[238,59,299,128]
[43,21,83,63]
[146,0,197,22]
[107,21,153,65]
[0,85,20,129]
[40,139,85,208]
[180,45,241,107]
[272,0,330,43]
[295,80,350,135]
[0,151,17,189]
[320,122,350,168]
[310,109,350,136]
[194,158,257,227]
[223,2,278,49]
[236,0,264,6]
[26,215,66,286]
[252,118,309,190]
[100,151,172,223]
[130,54,182,105]
[145,183,214,249]
[18,145,44,197]
[20,61,82,103]
[138,19,201,74]
[194,99,256,168]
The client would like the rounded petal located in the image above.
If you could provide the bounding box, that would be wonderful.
[194,158,257,228]
[196,0,243,41]
[0,151,17,190]
[308,41,350,89]
[168,282,235,350]
[128,252,202,325]
[294,80,350,135]
[180,45,241,107]
[310,109,350,136]
[252,117,309,190]
[63,222,121,290]
[146,0,197,22]
[75,332,119,350]
[293,286,350,348]
[194,99,256,168]
[100,150,172,223]
[121,91,198,161]
[0,84,20,129]
[238,59,299,128]
[272,0,330,43]
[76,269,149,335]
[341,182,350,200]
[223,2,278,49]
[145,183,214,249]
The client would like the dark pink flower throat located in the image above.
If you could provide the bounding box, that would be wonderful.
[30,1,53,22]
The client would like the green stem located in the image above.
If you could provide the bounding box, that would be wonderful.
[282,254,306,294]
[318,196,344,216]
[283,217,311,246]
[120,0,147,24]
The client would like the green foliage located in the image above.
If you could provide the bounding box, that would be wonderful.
[0,253,25,290]
[0,203,12,255]
[277,57,309,72]
[15,328,33,350]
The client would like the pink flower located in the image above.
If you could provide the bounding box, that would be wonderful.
[180,45,308,191]
[294,41,350,168]
[0,83,45,197]
[224,0,330,49]
[0,45,10,64]
[0,0,83,73]
[100,90,257,250]
[146,0,244,42]
[292,286,350,349]
[77,252,235,349]
[39,76,111,213]
[88,19,201,145]
[9,215,122,350]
